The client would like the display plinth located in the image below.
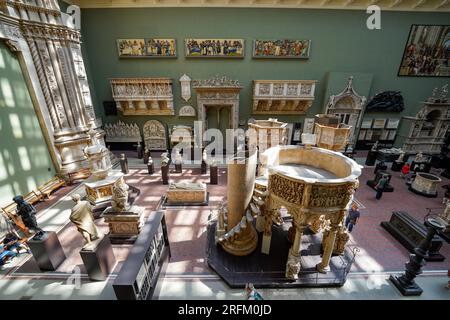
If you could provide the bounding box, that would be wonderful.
[389,274,423,296]
[367,171,394,192]
[391,161,404,171]
[80,236,116,281]
[84,171,124,209]
[102,206,145,244]
[207,221,355,288]
[160,193,210,208]
[365,150,378,166]
[28,231,66,271]
[380,211,445,261]
[210,165,218,185]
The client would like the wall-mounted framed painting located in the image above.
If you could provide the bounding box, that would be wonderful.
[253,39,311,59]
[398,25,450,77]
[185,39,244,58]
[117,39,146,57]
[117,38,177,58]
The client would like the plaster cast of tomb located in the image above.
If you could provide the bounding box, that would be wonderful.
[401,85,450,154]
[143,120,168,151]
[110,78,175,115]
[104,120,141,143]
[192,75,242,145]
[324,76,366,147]
[166,182,207,204]
[0,0,105,177]
[252,80,317,115]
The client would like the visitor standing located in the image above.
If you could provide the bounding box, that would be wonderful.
[375,175,389,200]
[345,203,360,233]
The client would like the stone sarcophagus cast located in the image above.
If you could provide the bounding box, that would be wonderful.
[111,78,174,115]
[252,80,317,115]
[410,172,441,197]
[166,182,207,204]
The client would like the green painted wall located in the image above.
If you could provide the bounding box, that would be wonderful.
[0,42,55,206]
[79,8,450,147]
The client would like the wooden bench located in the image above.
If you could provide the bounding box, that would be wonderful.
[67,168,91,185]
[37,176,66,199]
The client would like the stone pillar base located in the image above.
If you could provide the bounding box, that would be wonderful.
[316,262,331,274]
[220,226,258,257]
[285,250,301,280]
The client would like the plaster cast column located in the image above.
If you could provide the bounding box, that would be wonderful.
[317,223,339,273]
[285,224,306,280]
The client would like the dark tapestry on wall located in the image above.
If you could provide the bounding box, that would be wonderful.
[398,25,450,77]
[366,91,405,112]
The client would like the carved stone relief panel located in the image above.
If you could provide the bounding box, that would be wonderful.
[111,78,174,115]
[253,80,317,115]
[143,120,168,150]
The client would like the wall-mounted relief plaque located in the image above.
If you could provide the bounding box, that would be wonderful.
[179,105,196,117]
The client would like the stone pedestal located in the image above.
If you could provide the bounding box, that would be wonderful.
[381,211,445,261]
[161,165,170,185]
[147,162,154,175]
[365,150,377,166]
[102,206,145,244]
[143,152,150,164]
[84,172,124,208]
[80,236,116,281]
[210,165,218,185]
[411,161,431,173]
[201,161,207,174]
[28,231,66,271]
[391,161,404,172]
[409,172,441,198]
[175,163,182,173]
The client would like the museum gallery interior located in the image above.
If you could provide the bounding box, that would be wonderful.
[0,0,449,301]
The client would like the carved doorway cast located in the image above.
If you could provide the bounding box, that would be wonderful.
[192,76,242,148]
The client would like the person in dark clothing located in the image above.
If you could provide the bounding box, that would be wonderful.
[375,175,389,200]
[13,196,44,239]
[345,203,360,232]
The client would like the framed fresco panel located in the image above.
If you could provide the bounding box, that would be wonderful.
[398,25,450,77]
[185,39,244,58]
[117,39,146,57]
[145,39,177,58]
[253,39,311,59]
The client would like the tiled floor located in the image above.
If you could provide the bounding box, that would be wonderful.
[1,154,449,300]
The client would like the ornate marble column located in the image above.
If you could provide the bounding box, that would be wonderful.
[316,211,345,273]
[0,1,104,177]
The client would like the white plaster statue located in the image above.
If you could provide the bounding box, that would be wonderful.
[70,194,100,247]
[371,141,379,152]
[111,178,130,212]
[414,152,425,163]
[173,148,182,165]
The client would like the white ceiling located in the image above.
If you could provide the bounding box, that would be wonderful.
[64,0,450,12]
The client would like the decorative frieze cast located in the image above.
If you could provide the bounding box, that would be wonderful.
[111,78,175,116]
[0,2,105,176]
[105,121,141,143]
[253,80,317,115]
